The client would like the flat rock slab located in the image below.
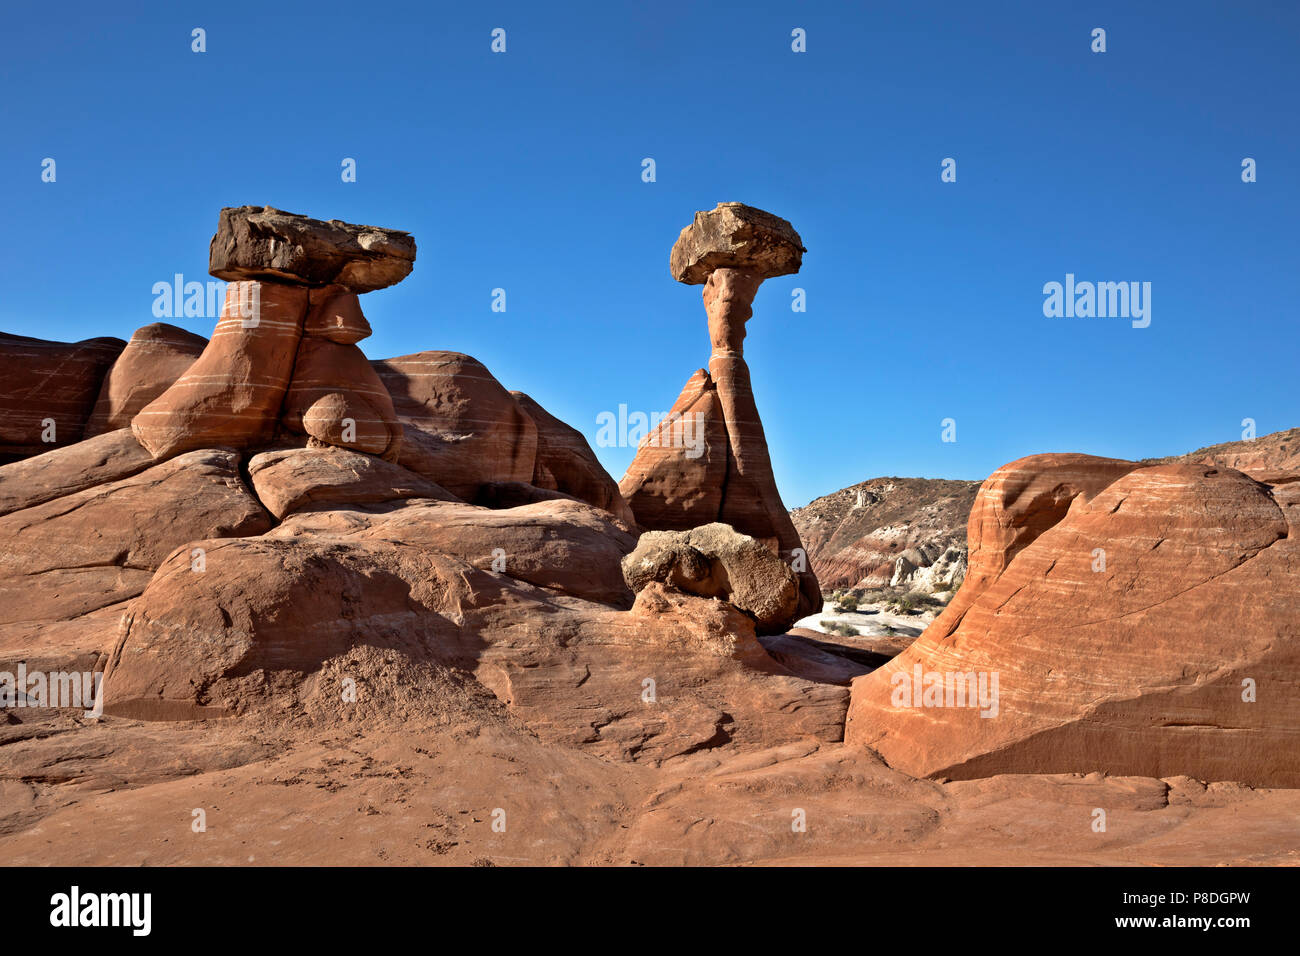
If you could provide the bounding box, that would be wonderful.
[209,206,416,292]
[670,202,804,284]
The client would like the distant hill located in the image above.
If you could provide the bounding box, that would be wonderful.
[1146,426,1300,481]
[793,427,1300,594]
[790,477,979,591]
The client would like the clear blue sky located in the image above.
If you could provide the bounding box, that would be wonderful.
[3,0,1297,507]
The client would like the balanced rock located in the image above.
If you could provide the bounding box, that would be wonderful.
[85,323,207,436]
[847,458,1300,788]
[209,206,416,293]
[622,204,821,619]
[669,202,805,284]
[622,523,799,634]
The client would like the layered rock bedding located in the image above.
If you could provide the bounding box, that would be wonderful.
[0,205,1295,865]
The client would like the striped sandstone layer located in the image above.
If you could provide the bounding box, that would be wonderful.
[847,455,1300,788]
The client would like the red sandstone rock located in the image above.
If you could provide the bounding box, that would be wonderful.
[84,323,207,436]
[303,286,372,344]
[101,510,843,759]
[270,497,637,606]
[247,446,455,519]
[0,429,153,517]
[0,448,271,628]
[847,460,1300,788]
[131,282,308,459]
[618,369,730,527]
[511,391,636,526]
[373,352,538,498]
[0,333,125,458]
[282,337,401,459]
[928,453,1140,636]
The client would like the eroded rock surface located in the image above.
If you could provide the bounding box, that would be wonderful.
[0,333,125,458]
[85,323,207,436]
[131,281,308,458]
[847,458,1300,788]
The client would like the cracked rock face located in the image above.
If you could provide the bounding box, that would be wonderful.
[846,456,1300,788]
[209,206,417,293]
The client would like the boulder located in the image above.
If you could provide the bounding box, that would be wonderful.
[847,460,1300,788]
[670,202,805,284]
[622,523,799,633]
[131,281,308,459]
[247,447,455,519]
[282,337,401,459]
[85,323,207,436]
[0,333,125,457]
[209,206,416,293]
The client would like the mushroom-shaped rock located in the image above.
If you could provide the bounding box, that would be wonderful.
[622,203,822,621]
[669,202,805,285]
[209,206,416,293]
[621,523,799,634]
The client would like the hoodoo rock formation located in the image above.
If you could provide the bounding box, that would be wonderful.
[0,205,844,764]
[2,204,1297,866]
[619,202,821,624]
